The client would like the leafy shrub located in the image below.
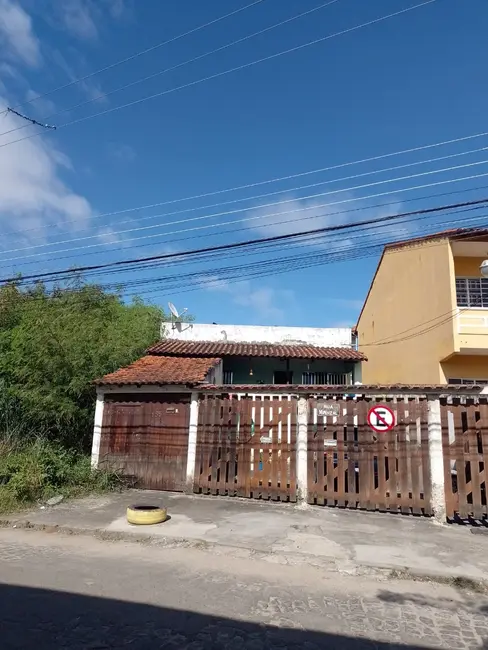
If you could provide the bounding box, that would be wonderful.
[0,440,123,513]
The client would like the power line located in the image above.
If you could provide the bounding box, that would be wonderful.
[9,139,488,244]
[0,0,341,140]
[83,210,488,288]
[0,0,436,151]
[7,122,487,239]
[4,168,488,267]
[0,0,265,117]
[8,214,488,307]
[4,196,484,284]
[6,154,488,257]
[5,182,487,275]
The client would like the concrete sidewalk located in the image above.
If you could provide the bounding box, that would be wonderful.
[3,491,488,583]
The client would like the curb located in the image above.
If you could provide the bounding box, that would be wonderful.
[1,518,487,592]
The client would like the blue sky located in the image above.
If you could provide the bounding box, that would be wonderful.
[0,0,487,327]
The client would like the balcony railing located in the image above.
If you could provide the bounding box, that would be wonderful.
[457,310,488,333]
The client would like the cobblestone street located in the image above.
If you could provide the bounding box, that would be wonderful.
[1,528,487,649]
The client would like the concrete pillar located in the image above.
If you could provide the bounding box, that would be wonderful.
[185,391,200,492]
[427,397,446,524]
[296,396,309,504]
[91,391,105,468]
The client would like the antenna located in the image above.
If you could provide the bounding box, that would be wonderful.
[168,302,188,330]
[168,302,179,319]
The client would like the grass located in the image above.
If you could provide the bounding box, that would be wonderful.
[0,439,124,515]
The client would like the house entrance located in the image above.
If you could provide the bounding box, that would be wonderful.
[100,394,190,491]
[193,394,297,501]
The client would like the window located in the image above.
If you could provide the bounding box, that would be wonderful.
[456,277,488,308]
[223,370,233,384]
[448,378,488,385]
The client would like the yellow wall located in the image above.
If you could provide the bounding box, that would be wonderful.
[441,355,488,382]
[454,256,485,276]
[357,239,457,384]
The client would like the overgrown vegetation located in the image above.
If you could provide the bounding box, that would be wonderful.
[0,280,166,513]
[0,440,124,514]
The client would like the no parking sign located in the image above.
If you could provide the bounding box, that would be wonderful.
[367,405,395,433]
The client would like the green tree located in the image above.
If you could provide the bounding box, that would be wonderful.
[0,281,165,450]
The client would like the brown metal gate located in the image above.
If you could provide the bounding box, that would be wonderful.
[307,396,432,515]
[193,394,297,501]
[441,398,488,521]
[100,394,190,491]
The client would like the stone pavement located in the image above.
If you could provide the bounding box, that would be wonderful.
[1,527,488,649]
[4,491,488,583]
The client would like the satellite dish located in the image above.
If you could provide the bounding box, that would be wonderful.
[168,302,179,318]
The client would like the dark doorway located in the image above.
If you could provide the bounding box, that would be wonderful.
[273,370,293,384]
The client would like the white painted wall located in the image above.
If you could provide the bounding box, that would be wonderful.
[161,322,353,347]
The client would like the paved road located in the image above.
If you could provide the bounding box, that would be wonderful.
[1,528,487,649]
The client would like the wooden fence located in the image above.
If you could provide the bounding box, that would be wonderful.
[193,394,297,501]
[306,397,432,515]
[441,398,488,520]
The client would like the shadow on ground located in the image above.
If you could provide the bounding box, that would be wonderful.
[377,586,488,617]
[1,581,467,650]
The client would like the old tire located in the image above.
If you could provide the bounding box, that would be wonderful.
[126,505,167,525]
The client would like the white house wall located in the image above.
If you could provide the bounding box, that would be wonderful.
[161,322,353,347]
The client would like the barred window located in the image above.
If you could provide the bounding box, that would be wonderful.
[456,277,488,308]
[223,370,233,384]
[448,378,488,385]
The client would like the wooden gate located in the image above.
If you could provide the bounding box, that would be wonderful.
[441,398,488,521]
[100,394,190,491]
[193,394,297,501]
[307,396,432,514]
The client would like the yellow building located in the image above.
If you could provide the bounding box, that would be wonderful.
[356,228,488,385]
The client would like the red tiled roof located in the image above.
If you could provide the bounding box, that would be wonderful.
[147,340,366,361]
[97,355,221,386]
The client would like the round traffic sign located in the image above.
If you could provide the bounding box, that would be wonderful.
[367,405,395,433]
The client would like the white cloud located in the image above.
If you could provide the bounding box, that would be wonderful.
[0,0,40,66]
[58,0,99,40]
[205,276,295,324]
[103,0,129,19]
[97,226,122,245]
[24,88,55,116]
[52,0,129,40]
[234,284,294,323]
[0,101,93,247]
[246,193,410,254]
[107,142,136,163]
[50,48,107,105]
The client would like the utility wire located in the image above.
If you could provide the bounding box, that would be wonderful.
[9,139,488,243]
[5,182,487,275]
[4,168,488,266]
[0,0,265,117]
[3,196,484,284]
[8,216,488,316]
[6,154,488,256]
[0,0,436,151]
[0,0,341,139]
[7,122,487,239]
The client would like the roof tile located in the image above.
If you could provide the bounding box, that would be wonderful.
[97,355,220,386]
[147,340,366,361]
